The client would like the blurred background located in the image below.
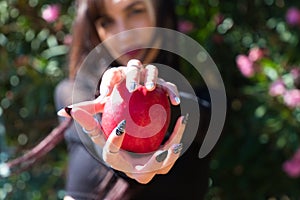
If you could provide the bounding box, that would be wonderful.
[1,0,300,199]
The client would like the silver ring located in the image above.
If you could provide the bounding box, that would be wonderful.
[82,126,98,134]
[82,124,102,139]
[106,148,119,154]
[90,134,101,139]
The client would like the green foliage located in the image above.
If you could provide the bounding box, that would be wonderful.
[0,0,73,199]
[191,1,300,199]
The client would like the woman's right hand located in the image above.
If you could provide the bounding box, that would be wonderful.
[99,59,181,105]
[58,59,180,118]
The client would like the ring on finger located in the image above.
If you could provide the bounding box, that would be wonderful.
[106,148,119,154]
[82,123,102,138]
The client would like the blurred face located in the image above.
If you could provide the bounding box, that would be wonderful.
[94,0,157,65]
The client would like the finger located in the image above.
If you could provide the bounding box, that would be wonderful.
[157,143,183,174]
[105,120,126,153]
[102,150,133,172]
[162,114,188,149]
[57,107,72,118]
[70,107,100,131]
[71,107,105,146]
[126,59,143,92]
[100,67,125,96]
[144,64,158,91]
[102,120,134,172]
[157,79,180,105]
[127,171,156,184]
[57,96,106,118]
[128,150,168,184]
[102,150,133,173]
[135,150,168,173]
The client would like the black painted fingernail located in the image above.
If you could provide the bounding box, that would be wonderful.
[156,150,168,163]
[182,113,189,125]
[174,96,181,104]
[129,82,137,92]
[145,82,155,91]
[116,120,126,136]
[172,143,183,154]
[64,106,72,117]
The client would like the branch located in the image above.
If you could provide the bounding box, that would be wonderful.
[2,118,72,176]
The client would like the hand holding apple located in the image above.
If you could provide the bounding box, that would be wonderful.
[57,59,186,184]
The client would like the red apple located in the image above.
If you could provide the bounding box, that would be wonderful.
[101,81,171,153]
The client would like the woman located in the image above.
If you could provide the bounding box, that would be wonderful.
[55,0,211,199]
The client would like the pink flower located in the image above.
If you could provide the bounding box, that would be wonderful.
[178,20,194,33]
[283,149,300,178]
[291,68,300,89]
[286,7,300,26]
[291,68,300,79]
[248,47,264,62]
[236,54,255,77]
[283,159,300,178]
[42,4,60,23]
[63,34,72,45]
[269,79,286,96]
[283,89,300,108]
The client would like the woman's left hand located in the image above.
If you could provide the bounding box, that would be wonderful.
[102,115,186,184]
[59,104,186,184]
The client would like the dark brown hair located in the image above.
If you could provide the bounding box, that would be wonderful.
[68,0,178,79]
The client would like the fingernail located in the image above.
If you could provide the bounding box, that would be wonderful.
[156,150,168,162]
[174,96,181,104]
[182,113,189,125]
[64,106,72,117]
[116,120,126,136]
[145,82,155,91]
[172,143,183,154]
[129,82,138,92]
